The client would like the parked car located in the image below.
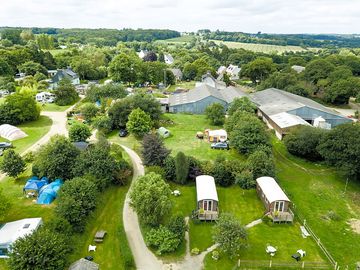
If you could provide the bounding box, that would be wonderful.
[0,142,12,149]
[119,129,128,137]
[211,142,229,150]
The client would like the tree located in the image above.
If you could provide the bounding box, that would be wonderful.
[86,83,127,102]
[8,228,70,270]
[0,149,26,178]
[304,59,335,84]
[235,170,255,189]
[32,136,80,180]
[0,59,13,76]
[108,98,133,129]
[164,155,176,181]
[0,188,10,221]
[288,56,306,67]
[68,123,92,142]
[247,150,275,179]
[92,115,112,134]
[20,30,35,42]
[56,177,98,232]
[212,159,234,187]
[109,53,140,84]
[259,71,298,91]
[126,108,152,138]
[284,126,326,161]
[143,51,158,62]
[79,103,99,121]
[227,97,256,116]
[205,103,225,125]
[145,226,181,255]
[142,133,170,166]
[229,117,270,155]
[18,61,47,76]
[213,213,247,258]
[54,79,79,106]
[324,78,360,105]
[175,151,189,184]
[130,172,172,226]
[0,93,40,125]
[317,123,360,179]
[240,57,276,83]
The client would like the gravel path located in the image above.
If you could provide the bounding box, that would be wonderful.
[0,105,75,182]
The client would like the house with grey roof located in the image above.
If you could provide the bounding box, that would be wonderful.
[169,84,248,114]
[164,54,174,65]
[169,68,183,82]
[199,72,226,89]
[49,68,80,90]
[69,258,99,270]
[250,88,352,139]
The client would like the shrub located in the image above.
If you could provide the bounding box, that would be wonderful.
[141,133,170,166]
[79,102,99,121]
[0,149,26,178]
[146,166,165,178]
[247,150,275,179]
[167,215,186,239]
[92,115,112,134]
[146,226,181,255]
[212,158,235,187]
[205,103,225,125]
[126,108,152,138]
[164,156,176,181]
[191,248,200,255]
[236,170,255,189]
[45,217,73,236]
[175,151,189,184]
[187,156,202,181]
[68,122,92,142]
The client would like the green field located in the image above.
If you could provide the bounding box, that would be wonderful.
[0,116,52,162]
[167,81,196,92]
[40,102,72,112]
[164,35,196,43]
[211,40,311,53]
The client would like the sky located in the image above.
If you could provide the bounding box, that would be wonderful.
[0,0,359,34]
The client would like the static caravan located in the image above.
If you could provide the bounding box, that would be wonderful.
[193,175,219,221]
[256,177,294,223]
[205,129,227,143]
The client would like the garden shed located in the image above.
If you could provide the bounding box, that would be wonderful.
[256,176,294,222]
[0,124,27,141]
[194,175,219,221]
[0,218,42,258]
[157,127,170,138]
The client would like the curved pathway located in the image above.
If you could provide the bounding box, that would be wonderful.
[0,105,75,182]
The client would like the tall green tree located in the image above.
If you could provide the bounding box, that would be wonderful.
[141,133,170,166]
[205,103,225,125]
[0,149,26,178]
[54,79,79,106]
[227,97,256,116]
[240,57,276,83]
[130,172,172,226]
[304,59,335,84]
[175,151,189,184]
[126,108,152,138]
[68,123,92,142]
[109,53,140,84]
[247,150,275,179]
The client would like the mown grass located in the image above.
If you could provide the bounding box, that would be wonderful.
[167,81,196,92]
[0,116,52,163]
[40,102,72,112]
[272,138,360,267]
[161,35,196,43]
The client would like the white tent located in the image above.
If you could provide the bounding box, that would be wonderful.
[0,124,27,141]
[0,218,42,258]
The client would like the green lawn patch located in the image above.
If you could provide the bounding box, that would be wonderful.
[272,138,360,267]
[167,81,196,92]
[40,102,72,112]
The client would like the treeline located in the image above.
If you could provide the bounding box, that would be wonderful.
[0,27,180,46]
[202,30,360,48]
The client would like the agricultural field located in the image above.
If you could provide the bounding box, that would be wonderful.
[160,35,196,43]
[211,40,314,53]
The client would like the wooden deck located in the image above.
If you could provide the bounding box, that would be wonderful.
[269,209,294,223]
[192,210,218,221]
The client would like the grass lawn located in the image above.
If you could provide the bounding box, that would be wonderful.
[164,36,196,43]
[167,81,196,92]
[40,102,72,112]
[0,116,52,163]
[273,138,360,267]
[163,114,244,161]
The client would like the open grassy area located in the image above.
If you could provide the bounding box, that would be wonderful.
[165,36,196,43]
[273,138,360,267]
[211,40,311,54]
[167,81,196,92]
[40,102,72,112]
[0,116,52,163]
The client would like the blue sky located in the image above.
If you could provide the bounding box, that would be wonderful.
[0,0,358,34]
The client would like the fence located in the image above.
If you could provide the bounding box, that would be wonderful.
[236,260,330,269]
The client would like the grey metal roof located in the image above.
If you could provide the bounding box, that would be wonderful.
[51,68,79,84]
[250,88,341,116]
[219,86,248,103]
[169,68,183,78]
[169,84,225,106]
[69,259,99,270]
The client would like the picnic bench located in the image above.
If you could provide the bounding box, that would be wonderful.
[94,230,107,243]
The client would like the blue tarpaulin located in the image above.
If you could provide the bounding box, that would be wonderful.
[23,177,49,193]
[37,179,63,205]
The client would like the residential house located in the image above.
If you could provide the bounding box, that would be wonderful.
[226,64,241,80]
[169,68,183,82]
[256,177,294,223]
[250,88,352,139]
[69,258,99,270]
[199,72,226,89]
[48,68,80,90]
[0,218,43,258]
[138,50,148,59]
[164,54,174,65]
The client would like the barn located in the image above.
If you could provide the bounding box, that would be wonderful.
[256,177,294,223]
[250,88,352,139]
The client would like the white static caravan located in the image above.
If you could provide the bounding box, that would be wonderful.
[194,175,219,221]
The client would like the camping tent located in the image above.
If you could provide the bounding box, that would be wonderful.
[37,179,63,205]
[157,127,170,138]
[0,124,27,141]
[23,177,48,193]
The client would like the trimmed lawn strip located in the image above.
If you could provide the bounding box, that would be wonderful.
[40,102,72,112]
[272,138,360,267]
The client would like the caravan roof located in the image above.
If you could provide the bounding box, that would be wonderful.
[196,175,218,202]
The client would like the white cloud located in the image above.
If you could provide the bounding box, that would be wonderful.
[0,0,359,33]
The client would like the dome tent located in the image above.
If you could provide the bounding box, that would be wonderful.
[0,124,27,141]
[23,176,49,193]
[37,179,63,205]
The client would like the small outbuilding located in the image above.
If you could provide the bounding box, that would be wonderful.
[0,218,42,258]
[256,177,294,222]
[69,258,99,270]
[194,175,219,221]
[157,127,170,138]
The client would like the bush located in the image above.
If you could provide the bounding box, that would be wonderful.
[212,158,235,187]
[235,170,255,189]
[164,155,176,181]
[175,151,189,184]
[0,149,26,178]
[247,150,275,179]
[167,215,186,239]
[126,108,152,138]
[92,115,112,134]
[79,102,99,121]
[191,248,200,255]
[205,103,225,125]
[142,133,170,166]
[54,79,79,106]
[45,217,73,236]
[145,226,181,255]
[69,122,92,142]
[146,166,165,178]
[187,156,202,181]
[23,151,35,163]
